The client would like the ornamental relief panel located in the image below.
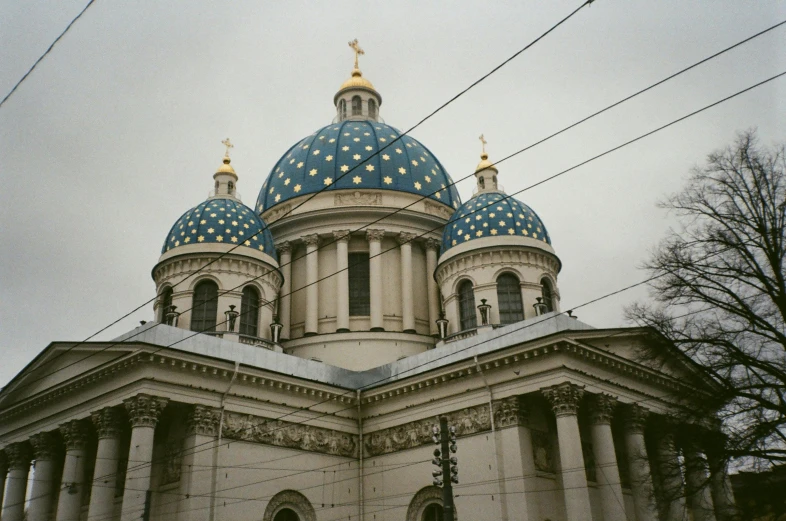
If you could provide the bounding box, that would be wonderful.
[334,191,382,206]
[365,397,525,457]
[222,411,357,457]
[424,201,453,220]
[264,204,292,224]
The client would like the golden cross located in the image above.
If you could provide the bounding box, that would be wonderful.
[221,138,234,157]
[348,39,364,69]
[479,134,487,155]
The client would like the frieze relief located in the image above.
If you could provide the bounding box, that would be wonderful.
[335,191,382,206]
[424,200,453,220]
[222,411,357,457]
[265,204,292,224]
[365,397,525,457]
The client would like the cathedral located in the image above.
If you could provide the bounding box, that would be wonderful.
[0,43,736,521]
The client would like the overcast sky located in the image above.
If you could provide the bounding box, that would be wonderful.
[1,1,784,387]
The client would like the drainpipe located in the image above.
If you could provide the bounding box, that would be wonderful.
[474,355,507,520]
[210,360,240,521]
[357,389,364,521]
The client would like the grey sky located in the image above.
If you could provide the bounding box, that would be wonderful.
[1,1,784,387]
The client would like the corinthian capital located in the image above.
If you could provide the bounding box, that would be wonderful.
[124,394,168,428]
[276,241,292,255]
[624,404,650,434]
[588,393,618,425]
[30,432,60,461]
[59,419,90,451]
[424,238,440,252]
[302,234,320,247]
[541,382,585,417]
[397,232,417,245]
[186,405,221,436]
[366,229,385,242]
[92,407,124,439]
[333,230,351,243]
[3,442,31,470]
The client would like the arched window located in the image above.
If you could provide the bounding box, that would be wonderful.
[348,252,370,316]
[492,175,497,189]
[497,273,524,324]
[159,287,173,323]
[368,98,377,119]
[351,96,362,116]
[273,509,299,521]
[478,177,485,189]
[338,99,347,120]
[457,280,477,330]
[227,181,234,194]
[215,180,219,192]
[422,504,443,521]
[191,280,218,332]
[541,278,555,312]
[239,286,260,337]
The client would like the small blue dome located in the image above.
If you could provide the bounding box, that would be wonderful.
[256,120,461,213]
[441,192,551,252]
[162,197,277,260]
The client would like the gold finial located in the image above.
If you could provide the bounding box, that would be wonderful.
[348,39,365,71]
[479,134,488,158]
[221,138,234,159]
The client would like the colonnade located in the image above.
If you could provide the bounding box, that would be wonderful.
[275,231,441,339]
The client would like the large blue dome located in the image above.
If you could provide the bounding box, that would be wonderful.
[256,121,461,213]
[441,192,551,252]
[162,197,277,260]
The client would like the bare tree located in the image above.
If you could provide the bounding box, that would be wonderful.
[627,131,785,516]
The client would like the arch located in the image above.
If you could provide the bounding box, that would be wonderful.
[406,486,456,521]
[541,277,555,313]
[351,95,362,116]
[368,98,377,119]
[187,274,222,292]
[262,490,315,521]
[227,181,234,194]
[497,272,524,324]
[338,99,347,120]
[158,286,173,323]
[457,279,477,331]
[191,280,218,332]
[239,285,260,337]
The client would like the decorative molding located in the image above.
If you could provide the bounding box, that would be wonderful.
[365,398,524,457]
[435,247,560,287]
[29,432,60,461]
[366,229,385,242]
[262,490,316,521]
[276,241,292,256]
[265,203,292,224]
[542,382,585,417]
[397,232,417,245]
[334,191,381,207]
[92,407,123,439]
[186,405,220,436]
[59,419,89,451]
[124,394,168,428]
[424,200,453,220]
[332,230,351,243]
[625,404,650,434]
[222,411,357,457]
[4,442,32,470]
[301,234,320,248]
[589,393,618,425]
[406,486,456,521]
[424,237,440,252]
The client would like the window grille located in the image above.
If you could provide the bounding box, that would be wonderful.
[458,280,477,330]
[191,280,218,332]
[348,252,370,316]
[497,273,524,324]
[239,286,260,337]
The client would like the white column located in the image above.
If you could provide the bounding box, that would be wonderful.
[398,233,416,333]
[424,239,440,336]
[589,394,627,521]
[624,405,659,521]
[2,443,31,521]
[367,230,385,331]
[334,231,350,332]
[494,397,538,521]
[277,242,292,340]
[706,444,736,521]
[88,407,124,521]
[684,442,717,521]
[656,429,688,521]
[56,420,90,521]
[121,394,168,521]
[302,234,320,336]
[179,405,220,521]
[542,383,592,521]
[0,453,7,515]
[29,432,60,521]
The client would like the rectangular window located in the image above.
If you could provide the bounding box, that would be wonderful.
[348,252,370,316]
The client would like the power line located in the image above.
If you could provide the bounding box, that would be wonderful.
[6,18,782,398]
[0,0,97,109]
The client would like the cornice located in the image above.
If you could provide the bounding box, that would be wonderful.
[153,254,283,289]
[435,247,560,286]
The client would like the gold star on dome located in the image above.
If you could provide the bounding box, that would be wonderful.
[491,229,498,235]
[353,176,362,184]
[341,145,350,152]
[284,178,291,186]
[499,221,506,226]
[435,192,441,199]
[406,143,412,148]
[245,240,251,246]
[218,219,225,224]
[232,221,238,226]
[508,228,515,235]
[382,154,390,161]
[324,177,333,185]
[231,237,238,243]
[294,184,302,192]
[313,150,320,155]
[414,181,422,190]
[340,165,349,172]
[424,175,431,183]
[297,162,304,168]
[238,230,244,236]
[522,229,528,236]
[476,231,483,237]
[244,223,249,229]
[344,132,350,136]
[325,155,333,161]
[198,235,205,242]
[309,168,318,176]
[353,138,360,142]
[216,235,223,242]
[532,233,538,239]
[207,227,214,233]
[200,219,207,224]
[210,213,217,217]
[269,187,275,194]
[289,159,295,164]
[420,157,425,162]
[452,240,457,246]
[365,146,372,151]
[329,138,336,143]
[507,212,513,217]
[489,213,495,218]
[258,245,265,251]
[464,234,470,241]
[398,167,406,175]
[383,176,392,185]
[184,237,191,243]
[225,229,231,234]
[175,240,180,246]
[365,164,374,172]
[302,144,309,149]
[275,194,281,202]
[379,137,387,142]
[396,148,402,154]
[411,160,418,166]
[353,154,361,160]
